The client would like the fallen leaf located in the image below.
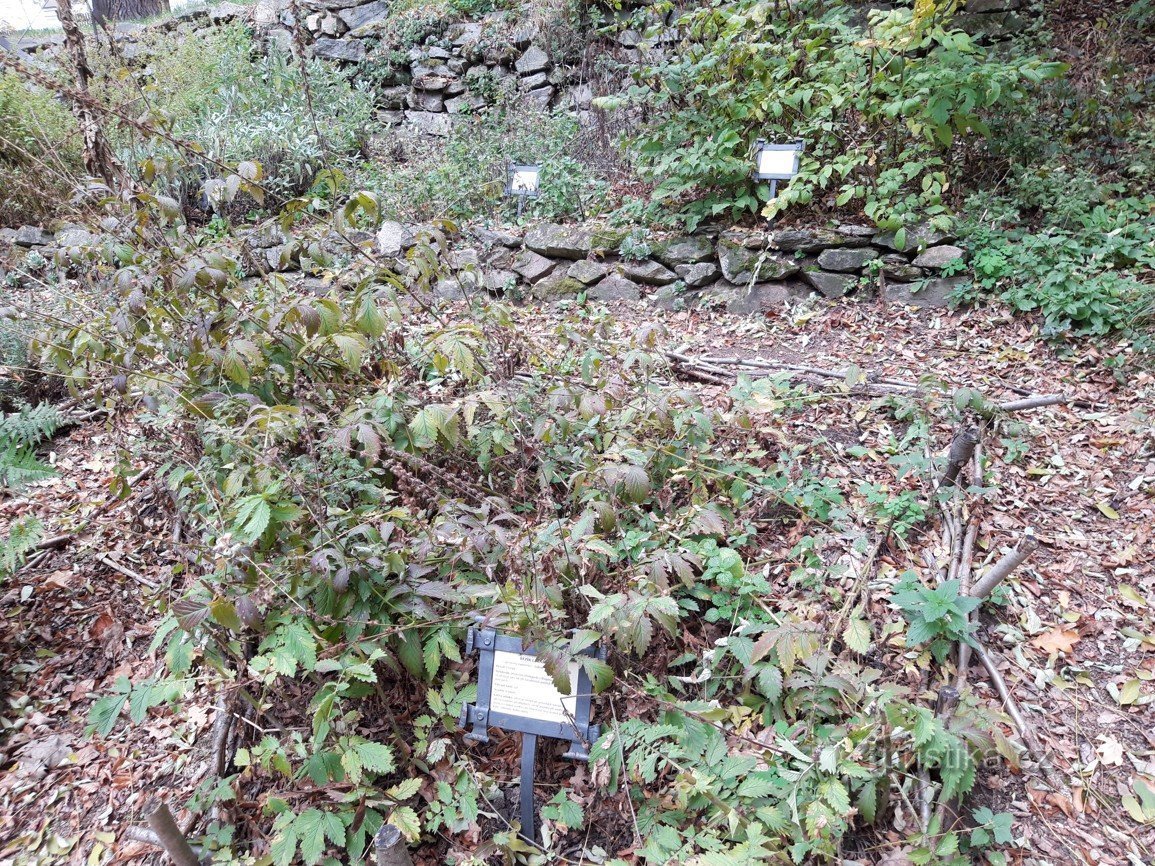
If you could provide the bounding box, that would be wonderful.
[1118,679,1142,706]
[1099,736,1125,766]
[1096,501,1120,519]
[1032,627,1081,655]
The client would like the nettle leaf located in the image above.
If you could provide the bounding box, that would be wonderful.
[843,617,871,654]
[388,805,421,841]
[233,495,271,542]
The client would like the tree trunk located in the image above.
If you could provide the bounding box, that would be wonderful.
[91,0,171,27]
[54,0,124,190]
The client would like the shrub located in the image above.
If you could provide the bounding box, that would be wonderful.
[358,104,609,222]
[0,71,84,225]
[958,168,1155,337]
[599,0,1064,231]
[96,25,375,206]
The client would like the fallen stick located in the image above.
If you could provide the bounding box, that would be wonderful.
[997,395,1069,413]
[970,533,1038,601]
[97,554,159,590]
[145,802,201,866]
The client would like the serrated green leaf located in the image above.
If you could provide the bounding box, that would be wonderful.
[843,617,871,653]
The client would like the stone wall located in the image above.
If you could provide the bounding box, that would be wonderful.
[3,217,964,313]
[2,0,1030,142]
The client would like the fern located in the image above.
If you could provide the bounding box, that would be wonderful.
[0,403,63,449]
[1,516,43,579]
[0,403,61,489]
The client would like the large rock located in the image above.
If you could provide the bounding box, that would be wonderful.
[525,224,592,260]
[802,270,857,298]
[525,86,554,108]
[956,10,1026,39]
[311,37,366,61]
[911,244,965,269]
[621,260,677,286]
[515,45,550,75]
[873,223,952,252]
[881,255,923,282]
[770,227,867,253]
[404,111,452,136]
[718,242,799,284]
[447,22,483,45]
[589,275,640,302]
[567,259,608,285]
[445,94,487,113]
[654,235,713,266]
[376,221,405,257]
[531,274,585,299]
[209,2,247,23]
[883,276,965,308]
[965,0,1021,11]
[407,90,445,112]
[483,269,517,293]
[675,261,720,287]
[513,250,556,283]
[13,226,51,247]
[338,0,390,31]
[727,281,810,315]
[55,226,95,248]
[816,247,878,273]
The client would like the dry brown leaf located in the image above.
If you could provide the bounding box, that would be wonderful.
[1032,627,1082,655]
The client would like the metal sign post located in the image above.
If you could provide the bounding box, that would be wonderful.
[459,628,602,845]
[505,164,541,220]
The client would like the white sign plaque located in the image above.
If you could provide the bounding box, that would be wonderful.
[758,148,798,178]
[489,651,580,725]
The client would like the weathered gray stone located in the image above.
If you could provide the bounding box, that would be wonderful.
[0,228,19,245]
[771,227,866,253]
[13,226,51,247]
[266,27,293,53]
[246,222,287,249]
[448,22,483,45]
[515,45,550,75]
[264,244,300,272]
[881,255,923,282]
[525,86,554,108]
[565,83,593,111]
[404,111,452,136]
[445,94,486,113]
[426,46,451,60]
[311,37,365,62]
[718,242,799,284]
[836,223,876,238]
[376,221,405,257]
[513,249,557,283]
[802,270,857,298]
[966,0,1021,12]
[675,261,720,288]
[254,0,290,25]
[621,259,677,286]
[873,224,952,252]
[719,230,765,250]
[911,245,965,269]
[532,274,586,298]
[567,259,608,285]
[338,0,390,32]
[650,283,691,311]
[589,275,640,302]
[472,226,522,248]
[379,110,405,126]
[525,224,592,260]
[378,85,409,109]
[209,2,247,23]
[407,90,445,112]
[727,281,810,315]
[434,277,467,300]
[444,79,466,97]
[483,269,517,293]
[654,235,713,266]
[883,276,965,308]
[520,71,548,90]
[55,227,95,248]
[816,247,879,273]
[413,74,451,92]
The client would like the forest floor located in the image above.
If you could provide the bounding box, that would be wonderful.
[1,297,1152,866]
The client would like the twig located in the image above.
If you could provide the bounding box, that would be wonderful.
[145,801,201,866]
[970,532,1038,601]
[96,554,159,590]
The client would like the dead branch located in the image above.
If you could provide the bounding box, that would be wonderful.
[96,554,159,590]
[970,533,1038,601]
[939,426,979,489]
[997,395,1069,413]
[375,825,415,866]
[145,802,201,866]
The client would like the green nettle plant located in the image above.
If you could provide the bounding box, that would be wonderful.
[599,0,1064,232]
[891,571,980,663]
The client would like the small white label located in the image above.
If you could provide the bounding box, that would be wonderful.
[489,651,579,725]
[758,148,798,177]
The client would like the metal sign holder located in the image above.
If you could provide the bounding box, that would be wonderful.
[505,164,541,219]
[459,628,602,845]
